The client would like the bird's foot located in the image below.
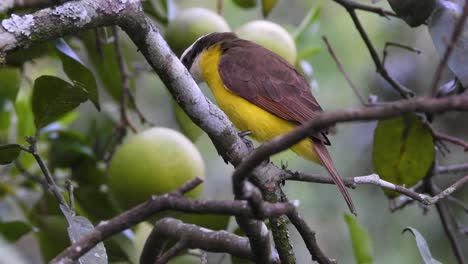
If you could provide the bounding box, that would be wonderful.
[238,131,254,152]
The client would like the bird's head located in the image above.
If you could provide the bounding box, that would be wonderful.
[180,32,237,82]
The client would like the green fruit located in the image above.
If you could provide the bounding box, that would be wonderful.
[107,127,205,210]
[236,20,297,64]
[233,0,257,9]
[165,8,231,56]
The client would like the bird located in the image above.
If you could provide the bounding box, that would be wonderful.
[180,32,356,215]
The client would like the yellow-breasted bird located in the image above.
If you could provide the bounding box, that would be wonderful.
[180,32,356,215]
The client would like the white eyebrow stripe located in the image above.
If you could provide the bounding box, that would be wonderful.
[180,33,210,60]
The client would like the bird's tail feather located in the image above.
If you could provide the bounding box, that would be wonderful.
[313,143,357,215]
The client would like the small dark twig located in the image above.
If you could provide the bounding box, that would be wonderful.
[322,36,367,106]
[332,0,414,98]
[382,42,421,67]
[287,209,334,264]
[65,179,75,212]
[154,240,189,264]
[170,177,204,196]
[334,0,397,18]
[430,2,468,96]
[217,0,223,15]
[437,163,468,175]
[112,26,138,134]
[432,130,468,151]
[25,136,70,212]
[429,182,466,264]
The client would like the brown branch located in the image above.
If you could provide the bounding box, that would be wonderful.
[322,36,367,105]
[284,171,468,207]
[154,239,188,264]
[52,177,294,263]
[332,0,397,18]
[141,218,253,264]
[430,2,468,96]
[429,182,466,264]
[112,26,138,134]
[217,0,223,15]
[279,189,335,264]
[432,130,468,151]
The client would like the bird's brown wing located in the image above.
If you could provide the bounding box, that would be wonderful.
[219,39,329,144]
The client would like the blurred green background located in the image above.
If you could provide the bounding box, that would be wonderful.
[2,0,467,263]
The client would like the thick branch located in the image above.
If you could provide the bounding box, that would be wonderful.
[140,218,254,264]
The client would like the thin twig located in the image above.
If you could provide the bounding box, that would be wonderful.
[322,36,367,105]
[65,179,75,212]
[430,2,468,96]
[382,41,421,67]
[332,0,414,98]
[217,0,223,15]
[25,136,70,212]
[334,0,397,18]
[437,163,468,174]
[279,189,334,264]
[154,240,189,264]
[432,130,468,151]
[423,175,468,204]
[284,172,467,207]
[112,26,138,134]
[429,182,466,264]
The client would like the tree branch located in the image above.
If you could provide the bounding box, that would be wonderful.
[51,178,294,263]
[140,218,254,264]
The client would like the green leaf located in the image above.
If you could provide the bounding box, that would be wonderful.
[293,6,321,41]
[372,114,435,197]
[55,39,100,110]
[0,144,22,165]
[32,76,88,130]
[344,214,373,264]
[403,227,442,264]
[61,205,108,264]
[0,67,21,107]
[0,221,32,242]
[261,0,278,17]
